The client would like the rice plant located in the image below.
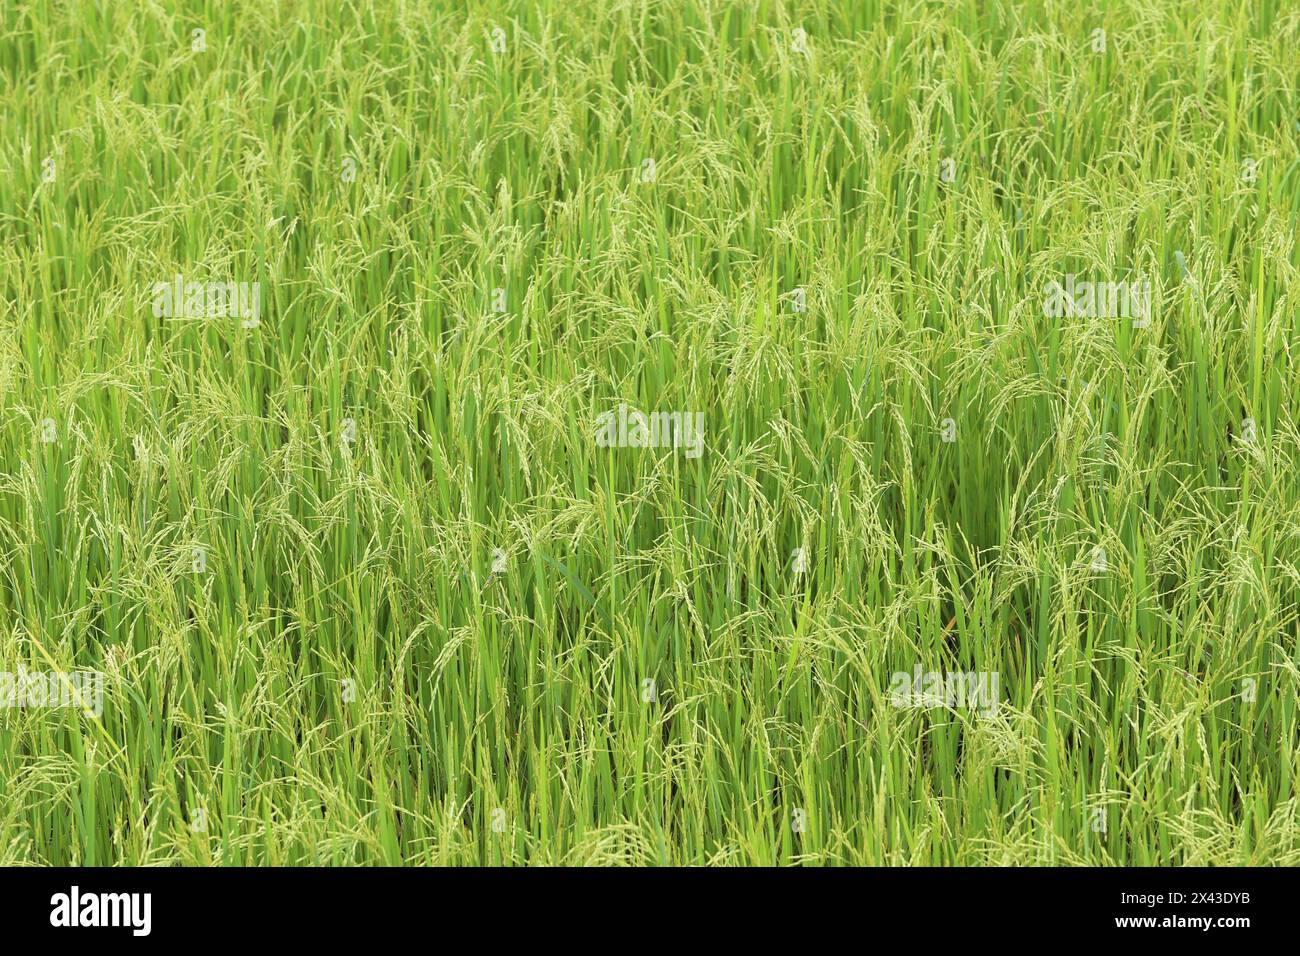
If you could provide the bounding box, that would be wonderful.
[0,0,1297,866]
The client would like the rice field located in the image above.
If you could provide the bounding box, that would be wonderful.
[1,0,1298,866]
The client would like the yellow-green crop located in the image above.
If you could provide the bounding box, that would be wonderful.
[1,0,1297,865]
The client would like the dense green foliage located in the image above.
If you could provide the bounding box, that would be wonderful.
[1,0,1297,864]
